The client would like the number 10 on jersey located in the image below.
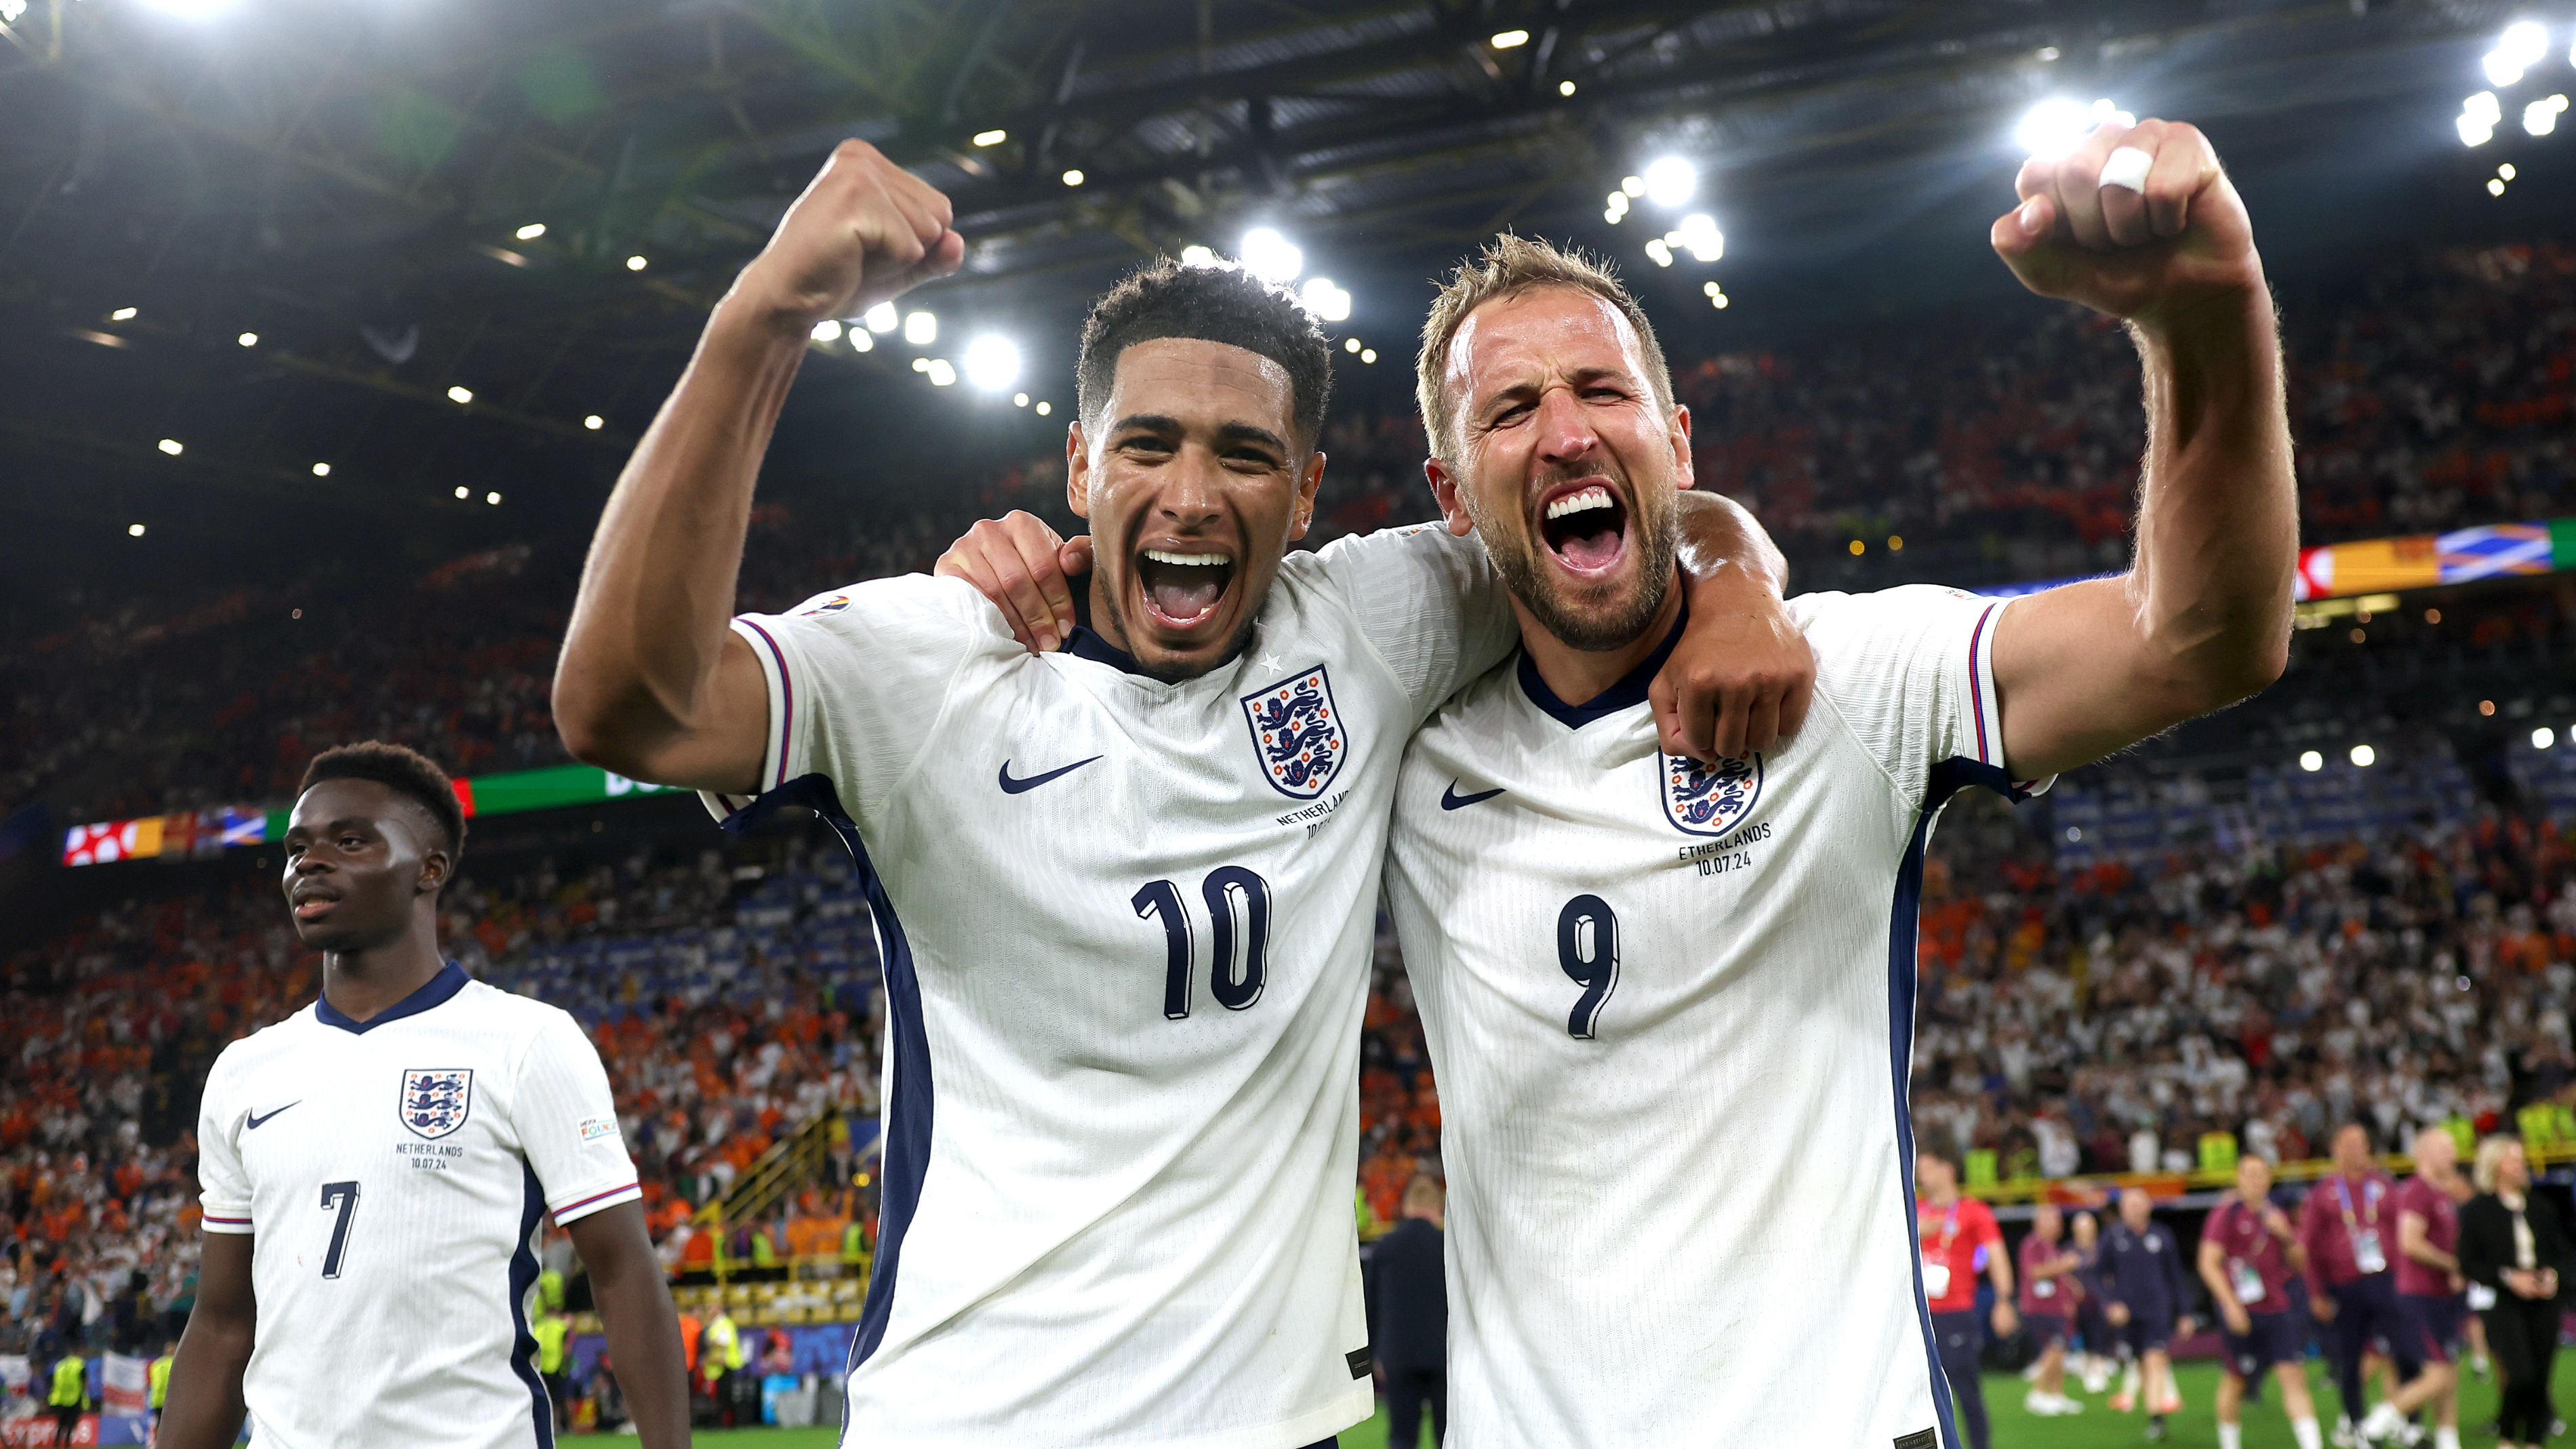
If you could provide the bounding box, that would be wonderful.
[1134,868,1273,1019]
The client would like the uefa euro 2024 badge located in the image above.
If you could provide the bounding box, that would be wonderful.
[1659,750,1763,838]
[1241,665,1347,800]
[399,1068,475,1139]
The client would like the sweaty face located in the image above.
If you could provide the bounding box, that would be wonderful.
[1430,287,1687,653]
[1068,338,1321,682]
[281,778,445,952]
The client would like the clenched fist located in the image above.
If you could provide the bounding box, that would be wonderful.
[727,140,965,336]
[1991,119,2261,331]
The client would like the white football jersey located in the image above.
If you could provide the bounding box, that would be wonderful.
[1382,586,2042,1449]
[196,963,641,1449]
[700,525,1512,1448]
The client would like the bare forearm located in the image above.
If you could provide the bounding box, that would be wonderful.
[556,304,805,769]
[595,1259,693,1447]
[1674,490,1787,594]
[2127,287,2296,709]
[157,1313,253,1449]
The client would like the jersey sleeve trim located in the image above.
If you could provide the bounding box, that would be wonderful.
[201,1212,254,1234]
[698,615,798,823]
[1967,598,2053,800]
[550,1181,643,1225]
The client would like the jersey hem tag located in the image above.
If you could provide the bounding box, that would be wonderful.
[1344,1347,1371,1380]
[1895,1429,1937,1449]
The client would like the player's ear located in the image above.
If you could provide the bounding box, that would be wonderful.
[1065,422,1092,521]
[1424,457,1474,539]
[1669,404,1695,490]
[1286,450,1325,542]
[417,846,451,896]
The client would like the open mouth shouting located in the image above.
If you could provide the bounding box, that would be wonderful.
[1135,545,1237,634]
[1535,478,1631,579]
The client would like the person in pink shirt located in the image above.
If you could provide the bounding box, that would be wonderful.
[2299,1123,2442,1437]
[2198,1154,2322,1449]
[2367,1128,2473,1449]
[2016,1204,2085,1417]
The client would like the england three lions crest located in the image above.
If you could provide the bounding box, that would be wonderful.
[1659,751,1763,837]
[399,1068,474,1139]
[1241,666,1348,800]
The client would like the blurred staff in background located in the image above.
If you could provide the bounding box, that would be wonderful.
[1369,1177,1447,1449]
[2015,1203,2085,1417]
[2198,1154,2321,1449]
[2460,1136,2575,1449]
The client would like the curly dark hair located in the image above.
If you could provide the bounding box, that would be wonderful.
[1075,256,1334,447]
[298,740,466,861]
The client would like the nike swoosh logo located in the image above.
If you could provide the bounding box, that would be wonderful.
[1441,780,1506,811]
[998,756,1104,794]
[246,1103,300,1130]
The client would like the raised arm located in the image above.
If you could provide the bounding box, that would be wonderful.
[554,140,963,793]
[156,1233,253,1449]
[1984,119,2295,781]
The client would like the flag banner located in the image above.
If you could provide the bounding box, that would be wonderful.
[62,819,140,866]
[98,1355,146,1415]
[2438,522,2554,582]
[217,806,266,846]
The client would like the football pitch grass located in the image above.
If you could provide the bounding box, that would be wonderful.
[675,1353,2576,1445]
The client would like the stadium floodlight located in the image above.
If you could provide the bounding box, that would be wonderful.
[1013,392,1030,407]
[864,303,899,333]
[454,486,470,499]
[1180,245,1220,266]
[110,307,136,321]
[2299,750,2324,772]
[2535,727,2558,749]
[1300,277,1352,322]
[1062,169,1085,186]
[2350,743,2376,768]
[1560,81,1577,96]
[1641,156,1695,207]
[311,462,331,476]
[1359,348,1376,363]
[2459,91,2502,145]
[1604,190,1630,224]
[157,438,182,455]
[2489,178,2508,195]
[127,523,144,537]
[138,0,237,17]
[904,310,938,345]
[2502,163,2519,180]
[515,223,546,241]
[1669,213,1723,262]
[1491,28,1529,48]
[1643,238,1674,267]
[2485,22,2550,87]
[2015,97,2093,159]
[486,491,502,505]
[1239,227,1303,283]
[1035,401,1053,415]
[2528,94,2569,135]
[1344,337,1361,354]
[925,359,958,387]
[447,385,474,404]
[1620,175,1645,198]
[849,329,873,352]
[962,335,1022,392]
[973,129,1008,146]
[584,414,604,430]
[626,255,647,270]
[237,332,258,347]
[811,319,844,344]
[0,0,24,22]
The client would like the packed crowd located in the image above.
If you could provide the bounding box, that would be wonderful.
[7,239,2571,830]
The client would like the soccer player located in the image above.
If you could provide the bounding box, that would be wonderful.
[2379,1127,2472,1449]
[2019,1202,2087,1416]
[551,139,1806,1446]
[2303,1123,2440,1436]
[1918,1149,2016,1448]
[2200,1154,2323,1449]
[2099,1189,2196,1439]
[157,743,690,1449]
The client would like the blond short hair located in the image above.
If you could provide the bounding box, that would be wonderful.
[1414,233,1675,465]
[2474,1134,2523,1193]
[1401,1175,1445,1217]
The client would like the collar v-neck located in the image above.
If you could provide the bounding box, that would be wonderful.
[1515,596,1689,731]
[316,959,470,1034]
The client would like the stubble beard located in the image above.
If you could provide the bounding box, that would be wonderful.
[1470,482,1678,653]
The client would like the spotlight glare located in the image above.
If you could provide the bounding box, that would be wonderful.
[1672,212,1723,262]
[1559,80,1577,97]
[2489,178,2508,195]
[583,415,604,430]
[2350,743,2376,768]
[2461,115,2498,146]
[1239,227,1303,283]
[904,311,938,345]
[515,223,546,241]
[1620,175,1645,198]
[1345,337,1362,354]
[625,255,647,270]
[2535,727,2558,750]
[864,303,899,333]
[2527,96,2568,136]
[486,491,502,505]
[1180,245,1219,266]
[2485,52,2527,87]
[1062,169,1085,186]
[925,359,957,387]
[1035,401,1052,415]
[1490,28,1529,48]
[2500,20,2548,64]
[811,319,844,344]
[1359,348,1376,363]
[2299,750,2323,772]
[447,386,474,405]
[127,523,145,537]
[972,129,1008,146]
[961,335,1022,392]
[2465,91,2503,123]
[237,331,258,347]
[2015,97,2093,159]
[1300,276,1352,322]
[310,462,330,477]
[138,0,236,18]
[849,330,873,352]
[455,486,470,499]
[1643,237,1674,268]
[110,307,137,321]
[2501,163,2519,180]
[156,438,182,455]
[1013,392,1030,407]
[1641,156,1695,208]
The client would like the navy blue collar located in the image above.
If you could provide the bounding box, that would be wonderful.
[1515,595,1688,730]
[1065,625,1147,675]
[317,959,470,1034]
